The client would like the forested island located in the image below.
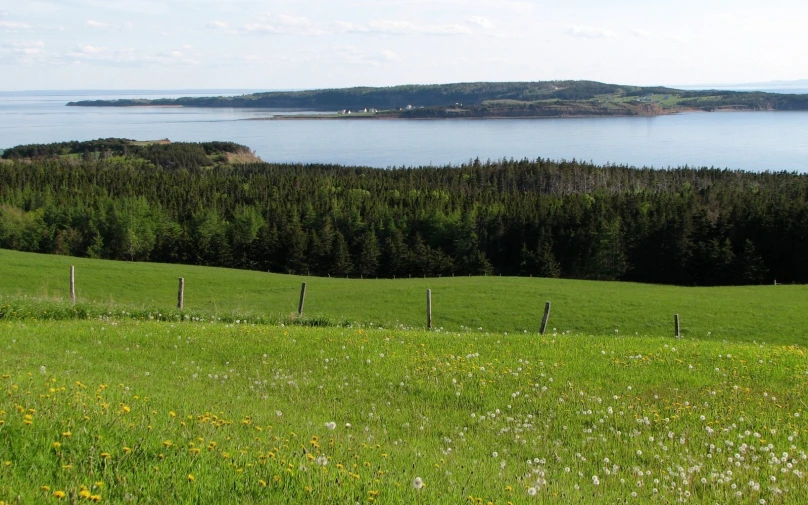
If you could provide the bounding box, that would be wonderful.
[2,138,807,286]
[66,80,808,118]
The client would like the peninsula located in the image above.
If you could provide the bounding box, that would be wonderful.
[66,80,808,119]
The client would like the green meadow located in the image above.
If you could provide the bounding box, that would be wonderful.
[1,249,807,345]
[1,321,807,504]
[1,248,808,503]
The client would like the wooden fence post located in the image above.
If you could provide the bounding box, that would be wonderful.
[539,301,551,335]
[70,266,76,305]
[177,277,185,310]
[674,313,680,339]
[298,282,307,317]
[426,289,432,330]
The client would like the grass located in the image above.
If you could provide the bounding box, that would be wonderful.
[1,249,807,345]
[1,320,807,503]
[1,250,807,502]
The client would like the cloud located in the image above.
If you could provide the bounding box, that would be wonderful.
[61,44,200,67]
[631,28,656,38]
[1,40,44,53]
[84,19,132,31]
[630,28,685,43]
[0,40,47,64]
[242,13,322,35]
[333,45,402,66]
[86,19,109,28]
[71,44,105,56]
[205,20,229,29]
[340,19,472,36]
[466,16,493,29]
[0,20,31,31]
[567,25,618,38]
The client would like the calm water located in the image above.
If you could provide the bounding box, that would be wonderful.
[1,90,807,172]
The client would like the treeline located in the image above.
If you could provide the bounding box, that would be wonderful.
[64,81,701,110]
[2,139,248,160]
[2,140,252,171]
[65,80,808,113]
[1,144,807,285]
[678,92,808,111]
[399,101,660,118]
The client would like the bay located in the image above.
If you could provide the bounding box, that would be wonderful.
[1,90,807,172]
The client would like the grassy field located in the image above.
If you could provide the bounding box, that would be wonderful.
[1,249,807,344]
[2,250,807,502]
[1,320,807,503]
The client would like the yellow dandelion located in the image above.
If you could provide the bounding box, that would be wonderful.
[100,452,111,459]
[53,491,66,499]
[258,479,267,487]
[89,495,101,502]
[79,489,92,499]
[187,474,195,482]
[62,431,72,438]
[52,442,61,449]
[122,447,132,454]
[162,440,172,448]
[41,485,51,492]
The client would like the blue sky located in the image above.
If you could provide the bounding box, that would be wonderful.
[1,0,806,90]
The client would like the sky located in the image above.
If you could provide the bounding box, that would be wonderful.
[1,0,807,91]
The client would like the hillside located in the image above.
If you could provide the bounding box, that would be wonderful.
[2,249,807,343]
[65,80,808,117]
[2,139,808,287]
[0,138,260,166]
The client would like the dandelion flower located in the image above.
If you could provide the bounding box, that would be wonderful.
[187,474,195,482]
[325,421,337,430]
[527,487,537,496]
[53,491,66,499]
[412,477,424,490]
